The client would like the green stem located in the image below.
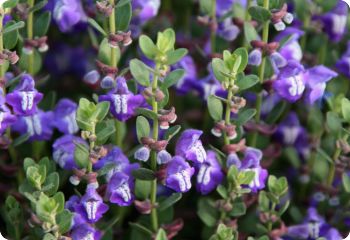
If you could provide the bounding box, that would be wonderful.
[267,202,276,232]
[114,120,123,148]
[251,0,269,147]
[319,36,327,65]
[150,63,160,232]
[88,124,96,173]
[210,0,217,53]
[300,16,310,51]
[327,134,349,187]
[224,87,233,145]
[27,0,34,75]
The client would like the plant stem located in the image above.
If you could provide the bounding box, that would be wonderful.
[327,133,349,187]
[88,124,96,173]
[210,0,217,53]
[251,0,269,147]
[224,86,233,145]
[267,202,276,231]
[27,0,35,75]
[150,63,160,232]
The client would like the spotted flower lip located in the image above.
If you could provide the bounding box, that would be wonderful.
[53,98,79,134]
[106,172,135,206]
[53,0,87,32]
[196,151,224,195]
[71,223,102,240]
[175,129,207,164]
[5,74,43,116]
[52,134,87,170]
[99,77,145,122]
[75,184,109,224]
[166,156,195,193]
[11,110,54,141]
[0,95,17,134]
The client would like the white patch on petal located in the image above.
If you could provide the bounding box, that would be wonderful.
[190,141,206,163]
[116,182,131,202]
[0,112,3,129]
[20,91,35,111]
[113,94,122,114]
[247,168,261,188]
[64,111,78,134]
[282,126,300,145]
[84,200,97,220]
[287,74,304,97]
[82,233,94,240]
[174,170,191,192]
[197,165,211,185]
[332,15,347,35]
[121,95,128,114]
[308,222,320,239]
[24,114,42,136]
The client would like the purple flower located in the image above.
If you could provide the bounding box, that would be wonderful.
[172,56,197,94]
[99,77,144,122]
[94,147,138,181]
[336,41,350,78]
[285,207,342,239]
[52,135,87,170]
[11,110,54,141]
[6,74,43,116]
[196,151,224,195]
[53,99,79,134]
[53,0,87,32]
[65,195,86,228]
[71,224,101,240]
[227,147,268,192]
[217,18,240,41]
[165,156,195,193]
[175,129,207,164]
[216,0,234,16]
[0,95,16,134]
[274,27,304,62]
[248,50,287,74]
[75,184,109,224]
[132,0,160,23]
[106,172,135,206]
[315,0,348,42]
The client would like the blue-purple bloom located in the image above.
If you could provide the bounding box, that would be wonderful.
[227,147,268,192]
[217,18,240,42]
[53,0,87,32]
[53,99,79,134]
[274,27,304,62]
[196,151,224,195]
[336,41,350,78]
[0,95,16,134]
[99,77,144,121]
[134,146,172,165]
[315,0,348,42]
[172,56,197,94]
[75,184,109,224]
[6,74,43,116]
[11,110,54,141]
[106,171,136,206]
[53,135,87,170]
[165,156,195,193]
[175,129,207,164]
[71,224,101,240]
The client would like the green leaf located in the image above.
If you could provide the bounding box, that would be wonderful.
[158,85,169,109]
[88,18,107,36]
[236,74,259,91]
[238,170,255,185]
[258,191,270,212]
[265,100,287,124]
[342,98,350,122]
[56,209,73,234]
[248,6,272,22]
[136,107,158,119]
[74,143,90,168]
[156,229,168,240]
[342,173,350,193]
[116,0,130,8]
[3,21,25,34]
[164,125,181,141]
[3,0,18,8]
[207,95,223,121]
[230,198,246,217]
[34,11,51,37]
[23,158,36,172]
[43,233,56,240]
[93,101,110,121]
[136,116,150,142]
[156,28,176,53]
[95,120,116,145]
[158,193,182,211]
[244,22,258,45]
[216,185,228,199]
[3,20,19,49]
[42,172,59,196]
[53,192,65,213]
[130,59,151,86]
[135,179,152,200]
[166,48,188,65]
[139,35,158,59]
[199,0,214,15]
[115,2,132,31]
[197,197,219,227]
[212,58,228,82]
[98,38,121,65]
[132,168,156,181]
[129,222,153,236]
[12,133,30,146]
[19,49,42,75]
[163,69,185,88]
[36,193,57,223]
[29,0,48,12]
[233,48,248,73]
[236,108,256,125]
[326,112,341,136]
[278,200,290,216]
[316,148,333,164]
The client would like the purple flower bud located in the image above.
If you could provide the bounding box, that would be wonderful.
[283,12,294,24]
[270,52,287,69]
[134,146,151,162]
[0,95,17,134]
[75,184,109,223]
[100,75,115,89]
[226,153,241,169]
[166,156,195,193]
[83,70,100,85]
[52,135,87,170]
[106,172,134,206]
[196,151,224,195]
[248,49,262,66]
[132,0,160,23]
[53,99,79,134]
[157,150,172,164]
[12,110,54,141]
[6,74,43,116]
[217,19,240,41]
[175,129,207,163]
[53,0,87,32]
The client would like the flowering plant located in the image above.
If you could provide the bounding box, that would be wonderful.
[1,0,350,239]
